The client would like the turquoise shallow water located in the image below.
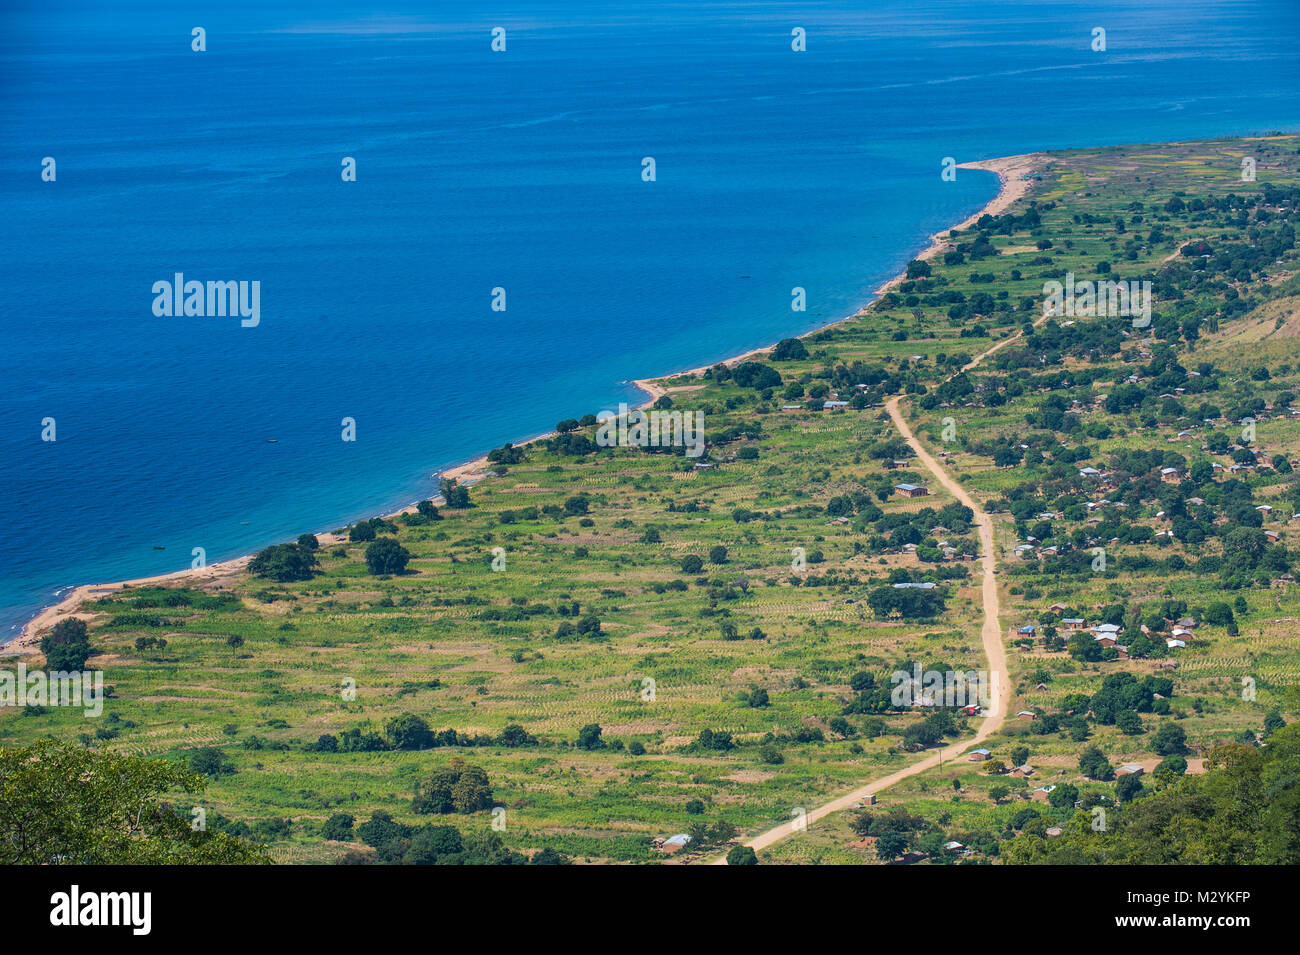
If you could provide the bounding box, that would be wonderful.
[2,0,1298,636]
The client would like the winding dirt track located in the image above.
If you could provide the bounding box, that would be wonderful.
[710,347,1015,863]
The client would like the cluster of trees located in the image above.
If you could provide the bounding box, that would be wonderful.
[249,539,319,582]
[706,360,782,392]
[867,584,947,619]
[411,759,493,815]
[0,740,267,864]
[311,717,538,754]
[341,811,567,865]
[438,477,472,509]
[400,499,441,525]
[1003,725,1300,863]
[850,805,986,863]
[554,614,603,639]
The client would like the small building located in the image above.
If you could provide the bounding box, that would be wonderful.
[1016,710,1036,721]
[1116,764,1145,777]
[968,748,991,761]
[1017,625,1037,636]
[1160,467,1181,484]
[656,833,692,854]
[1031,785,1057,803]
[1166,639,1187,649]
[894,483,929,498]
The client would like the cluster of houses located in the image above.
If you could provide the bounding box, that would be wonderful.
[1017,606,1199,657]
[781,383,885,413]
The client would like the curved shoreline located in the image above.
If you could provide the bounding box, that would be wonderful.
[5,152,1041,658]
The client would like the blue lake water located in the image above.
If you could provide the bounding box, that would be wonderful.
[2,0,1299,636]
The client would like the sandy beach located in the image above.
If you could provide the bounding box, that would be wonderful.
[7,152,1043,659]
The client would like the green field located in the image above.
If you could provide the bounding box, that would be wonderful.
[6,134,1300,865]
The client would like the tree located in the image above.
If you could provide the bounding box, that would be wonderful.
[1047,783,1079,809]
[357,810,410,848]
[726,845,758,865]
[709,545,728,564]
[680,555,704,574]
[875,830,909,861]
[249,542,317,581]
[39,618,92,671]
[386,713,433,750]
[497,724,537,747]
[577,723,605,750]
[348,521,376,543]
[731,361,782,390]
[772,337,808,361]
[1116,773,1145,803]
[1116,709,1144,735]
[189,746,234,777]
[439,478,471,509]
[365,538,411,575]
[1079,745,1113,780]
[0,740,266,864]
[296,533,319,552]
[412,760,492,816]
[451,765,493,813]
[406,825,463,864]
[1153,722,1188,755]
[321,813,354,841]
[416,499,441,521]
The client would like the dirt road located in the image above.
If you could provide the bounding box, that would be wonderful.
[710,389,1010,863]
